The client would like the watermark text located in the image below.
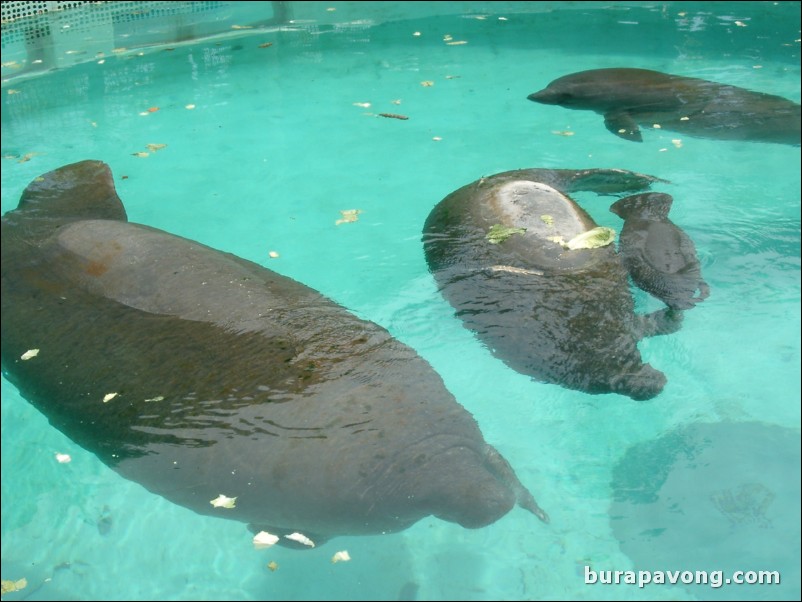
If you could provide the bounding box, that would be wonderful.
[584,566,781,589]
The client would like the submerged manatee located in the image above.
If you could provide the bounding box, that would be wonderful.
[610,192,709,310]
[423,168,680,401]
[610,421,801,600]
[0,160,548,543]
[528,68,801,145]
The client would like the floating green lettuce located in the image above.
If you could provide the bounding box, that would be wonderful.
[565,227,616,250]
[486,224,526,244]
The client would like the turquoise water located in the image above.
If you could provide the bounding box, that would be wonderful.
[1,2,800,600]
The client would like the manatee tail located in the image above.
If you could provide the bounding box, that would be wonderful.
[9,160,127,224]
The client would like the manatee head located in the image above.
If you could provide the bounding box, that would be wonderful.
[610,192,673,221]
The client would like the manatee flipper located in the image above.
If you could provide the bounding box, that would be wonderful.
[559,168,669,196]
[604,111,643,142]
[637,307,684,338]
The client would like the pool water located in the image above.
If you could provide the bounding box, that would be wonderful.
[1,2,800,600]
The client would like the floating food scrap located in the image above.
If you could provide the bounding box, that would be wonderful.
[652,123,662,129]
[7,89,21,95]
[331,550,351,563]
[258,42,274,48]
[486,224,526,244]
[231,24,253,29]
[443,34,453,42]
[379,113,409,120]
[132,152,149,158]
[735,20,747,27]
[551,130,574,136]
[1,61,23,69]
[210,494,237,509]
[185,104,196,110]
[147,107,159,113]
[21,349,39,360]
[1,579,27,594]
[540,215,554,226]
[680,116,690,121]
[413,31,421,37]
[55,453,72,464]
[420,81,434,87]
[391,99,402,105]
[445,75,461,79]
[672,139,683,148]
[18,152,38,163]
[566,227,616,250]
[432,136,443,141]
[103,392,118,403]
[146,143,167,152]
[267,561,278,572]
[285,532,315,547]
[253,531,280,549]
[268,251,280,259]
[336,209,362,225]
[446,41,468,46]
[353,102,371,108]
[144,395,164,402]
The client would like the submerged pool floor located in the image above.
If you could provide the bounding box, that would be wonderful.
[1,2,800,600]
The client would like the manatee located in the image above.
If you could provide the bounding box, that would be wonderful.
[610,192,709,310]
[610,421,801,600]
[0,160,548,544]
[423,168,682,401]
[528,68,801,145]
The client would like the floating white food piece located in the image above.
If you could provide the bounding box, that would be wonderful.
[102,392,118,403]
[268,251,280,259]
[55,453,72,464]
[21,349,39,360]
[284,532,315,547]
[335,209,362,225]
[210,494,237,508]
[253,531,280,548]
[671,139,683,148]
[331,550,351,563]
[185,104,196,110]
[0,578,27,594]
[353,102,371,108]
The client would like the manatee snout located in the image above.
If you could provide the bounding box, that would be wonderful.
[422,446,518,528]
[613,363,666,401]
[413,443,548,528]
[527,88,563,105]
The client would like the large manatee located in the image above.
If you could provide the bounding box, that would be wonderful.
[528,68,801,146]
[422,168,680,401]
[0,160,548,544]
